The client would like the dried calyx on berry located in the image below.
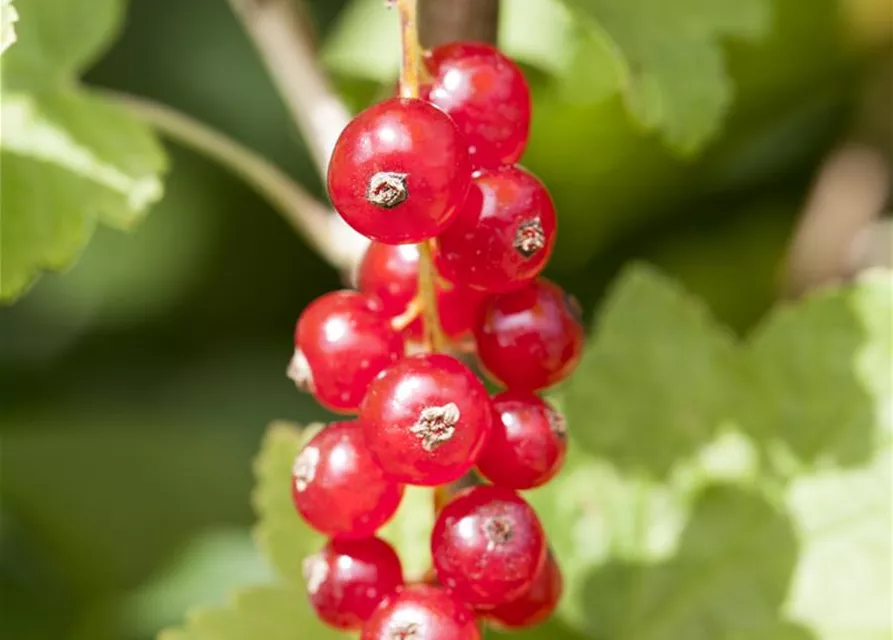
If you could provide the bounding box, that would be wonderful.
[327,97,471,244]
[359,353,493,486]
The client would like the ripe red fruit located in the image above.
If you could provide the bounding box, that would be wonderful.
[356,242,489,340]
[487,550,563,630]
[474,279,584,390]
[436,166,556,293]
[292,422,404,538]
[327,97,471,244]
[423,42,531,168]
[360,353,492,486]
[291,290,404,413]
[357,242,420,318]
[303,537,404,630]
[431,485,546,607]
[476,391,568,490]
[360,584,480,640]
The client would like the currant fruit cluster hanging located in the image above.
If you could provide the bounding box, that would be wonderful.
[288,14,583,637]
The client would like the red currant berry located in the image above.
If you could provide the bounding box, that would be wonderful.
[474,279,584,391]
[360,354,492,486]
[304,537,404,630]
[360,584,480,640]
[292,422,404,538]
[357,242,420,318]
[487,550,563,630]
[327,98,471,244]
[422,42,531,168]
[436,166,556,293]
[431,485,546,607]
[357,242,490,341]
[291,290,404,413]
[421,282,490,342]
[476,391,567,490]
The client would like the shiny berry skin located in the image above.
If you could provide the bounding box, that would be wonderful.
[360,354,492,486]
[487,550,563,630]
[291,290,404,413]
[431,485,546,607]
[357,242,489,340]
[327,97,472,244]
[303,537,404,630]
[292,422,404,538]
[422,42,531,168]
[417,281,490,342]
[474,279,584,391]
[357,242,420,318]
[360,584,480,640]
[476,391,568,490]
[436,166,556,293]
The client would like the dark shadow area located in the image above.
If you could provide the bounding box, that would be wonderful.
[578,484,815,640]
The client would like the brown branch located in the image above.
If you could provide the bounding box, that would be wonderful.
[418,0,500,48]
[226,0,370,270]
[107,90,367,270]
[227,0,351,174]
[784,143,890,296]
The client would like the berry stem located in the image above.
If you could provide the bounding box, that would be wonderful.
[106,90,364,271]
[417,241,447,351]
[396,0,423,99]
[396,0,448,352]
[227,0,350,173]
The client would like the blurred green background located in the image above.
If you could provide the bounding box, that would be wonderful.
[0,0,889,638]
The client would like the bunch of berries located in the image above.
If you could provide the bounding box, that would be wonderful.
[289,41,584,639]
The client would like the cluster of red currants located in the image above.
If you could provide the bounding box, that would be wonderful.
[289,42,584,639]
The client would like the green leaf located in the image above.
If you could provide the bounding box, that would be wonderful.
[1,0,17,54]
[157,584,346,640]
[559,0,771,153]
[0,0,166,303]
[562,264,741,478]
[378,485,435,582]
[782,436,892,639]
[324,0,770,154]
[744,269,893,467]
[543,267,891,638]
[119,528,275,637]
[526,429,770,637]
[159,423,349,640]
[252,421,325,584]
[323,0,576,80]
[0,0,122,88]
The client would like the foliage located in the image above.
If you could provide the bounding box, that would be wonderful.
[324,0,770,153]
[0,1,887,639]
[161,267,891,639]
[1,0,17,53]
[0,0,167,302]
